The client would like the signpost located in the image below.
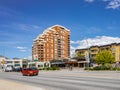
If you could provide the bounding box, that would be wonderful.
[1,59,5,64]
[85,38,90,68]
[85,52,90,68]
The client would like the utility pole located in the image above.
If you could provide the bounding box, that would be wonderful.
[85,39,90,67]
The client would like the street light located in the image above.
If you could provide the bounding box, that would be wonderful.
[85,39,90,67]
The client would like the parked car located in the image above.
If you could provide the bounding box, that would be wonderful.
[13,67,22,72]
[22,67,39,76]
[5,66,13,72]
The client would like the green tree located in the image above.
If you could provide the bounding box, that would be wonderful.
[76,53,84,58]
[94,50,115,65]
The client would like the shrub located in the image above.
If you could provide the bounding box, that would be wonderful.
[104,63,112,70]
[112,67,120,71]
[42,66,60,71]
[93,66,102,70]
[84,64,120,71]
[117,68,120,71]
[51,66,60,70]
[84,67,93,70]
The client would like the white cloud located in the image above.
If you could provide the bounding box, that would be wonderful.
[16,46,27,52]
[20,49,27,52]
[27,56,32,60]
[70,45,77,57]
[85,0,120,9]
[106,0,120,9]
[70,40,81,44]
[71,36,120,57]
[16,46,27,49]
[85,0,94,3]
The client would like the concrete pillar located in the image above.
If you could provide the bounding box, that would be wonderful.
[84,63,85,68]
[72,63,74,67]
[20,60,22,68]
[78,63,80,68]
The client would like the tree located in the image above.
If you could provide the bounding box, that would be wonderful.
[76,53,84,58]
[94,50,115,65]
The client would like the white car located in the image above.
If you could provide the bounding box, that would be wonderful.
[5,66,13,72]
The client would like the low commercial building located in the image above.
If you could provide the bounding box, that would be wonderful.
[75,43,120,66]
[1,58,28,69]
[28,62,50,69]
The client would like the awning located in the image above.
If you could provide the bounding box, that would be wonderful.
[78,61,88,63]
[14,64,20,66]
[51,62,65,65]
[65,61,78,64]
[34,59,38,62]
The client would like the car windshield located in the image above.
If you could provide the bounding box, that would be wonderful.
[7,65,12,67]
[29,67,38,70]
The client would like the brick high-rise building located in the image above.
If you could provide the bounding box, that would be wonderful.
[32,25,70,62]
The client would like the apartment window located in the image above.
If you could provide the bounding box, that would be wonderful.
[112,53,115,56]
[111,48,116,51]
[58,55,61,58]
[91,50,98,53]
[41,45,43,46]
[91,54,96,58]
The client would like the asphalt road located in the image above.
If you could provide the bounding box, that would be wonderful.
[0,70,120,90]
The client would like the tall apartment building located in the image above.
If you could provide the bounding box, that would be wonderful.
[32,25,70,62]
[75,43,120,63]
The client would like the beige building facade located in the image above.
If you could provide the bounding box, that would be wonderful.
[75,43,120,63]
[32,25,70,62]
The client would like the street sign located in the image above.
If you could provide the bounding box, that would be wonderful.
[1,59,5,64]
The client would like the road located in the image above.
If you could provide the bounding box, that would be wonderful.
[0,69,120,90]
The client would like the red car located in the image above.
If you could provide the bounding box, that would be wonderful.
[22,67,39,76]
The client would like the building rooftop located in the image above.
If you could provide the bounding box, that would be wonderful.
[34,25,70,41]
[76,42,120,51]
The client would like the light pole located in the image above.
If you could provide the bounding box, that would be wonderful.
[85,39,90,68]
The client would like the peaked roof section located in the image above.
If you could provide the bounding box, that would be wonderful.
[43,24,70,34]
[34,24,70,41]
[49,24,70,31]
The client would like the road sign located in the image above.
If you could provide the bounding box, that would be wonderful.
[1,59,5,64]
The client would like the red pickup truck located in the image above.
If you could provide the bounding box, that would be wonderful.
[22,67,39,76]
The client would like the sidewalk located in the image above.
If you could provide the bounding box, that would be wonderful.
[0,79,45,90]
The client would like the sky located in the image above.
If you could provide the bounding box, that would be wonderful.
[0,0,120,59]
